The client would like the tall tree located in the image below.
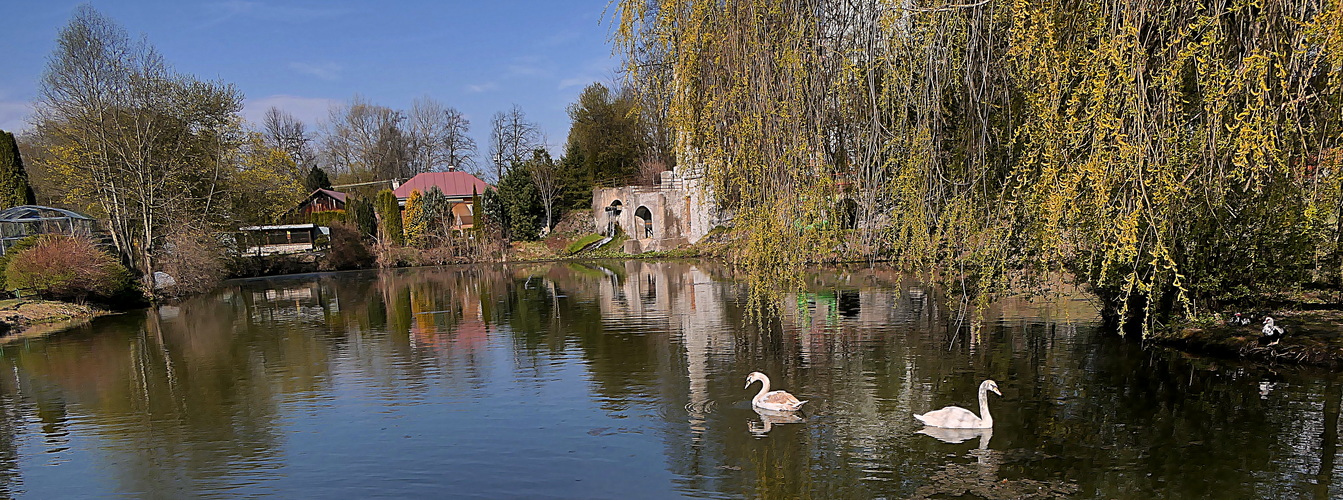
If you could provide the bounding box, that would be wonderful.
[440,106,477,173]
[488,105,540,182]
[304,165,332,192]
[322,95,408,180]
[615,0,1343,331]
[375,188,403,245]
[562,83,645,198]
[406,96,477,175]
[261,106,314,178]
[496,161,541,241]
[526,148,562,234]
[0,130,35,208]
[33,5,243,278]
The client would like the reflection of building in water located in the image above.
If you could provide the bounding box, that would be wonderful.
[591,261,733,444]
[247,280,335,323]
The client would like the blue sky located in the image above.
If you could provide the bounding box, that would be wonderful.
[0,1,623,162]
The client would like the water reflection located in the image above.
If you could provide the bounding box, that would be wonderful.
[0,261,1334,497]
[917,426,992,446]
[749,408,804,437]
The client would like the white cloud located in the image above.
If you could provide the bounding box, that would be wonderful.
[466,83,498,93]
[288,62,343,81]
[242,95,342,127]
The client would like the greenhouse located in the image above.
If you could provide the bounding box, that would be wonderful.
[0,205,96,255]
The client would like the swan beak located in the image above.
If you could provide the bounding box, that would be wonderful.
[991,386,1002,396]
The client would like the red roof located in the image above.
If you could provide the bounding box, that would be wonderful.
[316,188,347,203]
[393,172,490,199]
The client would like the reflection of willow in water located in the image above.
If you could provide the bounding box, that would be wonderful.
[0,262,1341,497]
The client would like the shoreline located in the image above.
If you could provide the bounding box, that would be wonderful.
[1155,311,1343,369]
[0,299,105,341]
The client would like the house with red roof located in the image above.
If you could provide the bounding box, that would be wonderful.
[393,171,491,230]
[294,188,348,215]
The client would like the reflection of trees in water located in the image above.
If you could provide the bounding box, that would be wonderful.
[0,263,1341,497]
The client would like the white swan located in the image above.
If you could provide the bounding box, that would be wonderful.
[1260,316,1285,346]
[914,379,1001,429]
[744,372,807,412]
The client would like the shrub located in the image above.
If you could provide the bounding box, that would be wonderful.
[156,228,227,297]
[5,235,131,302]
[320,222,373,271]
[0,235,42,291]
[308,210,347,228]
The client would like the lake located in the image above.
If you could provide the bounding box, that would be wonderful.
[0,260,1336,498]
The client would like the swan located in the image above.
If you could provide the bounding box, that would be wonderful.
[744,372,807,412]
[914,379,1001,429]
[1260,316,1285,346]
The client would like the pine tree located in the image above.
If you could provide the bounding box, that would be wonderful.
[0,130,35,208]
[375,189,404,245]
[304,166,332,192]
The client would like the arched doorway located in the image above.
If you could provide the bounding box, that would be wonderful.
[634,206,653,238]
[604,200,623,235]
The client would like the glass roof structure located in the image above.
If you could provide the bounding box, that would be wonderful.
[0,205,97,255]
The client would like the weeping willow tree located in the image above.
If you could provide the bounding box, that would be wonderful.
[615,0,1343,333]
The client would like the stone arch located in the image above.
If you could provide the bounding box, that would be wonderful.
[604,200,624,235]
[634,206,653,238]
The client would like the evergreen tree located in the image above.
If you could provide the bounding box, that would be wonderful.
[480,188,507,240]
[0,130,35,208]
[346,197,377,239]
[375,189,404,245]
[305,166,332,192]
[403,190,426,244]
[497,162,542,241]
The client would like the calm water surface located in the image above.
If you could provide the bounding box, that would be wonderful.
[0,260,1338,498]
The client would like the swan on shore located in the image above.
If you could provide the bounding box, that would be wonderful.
[1260,316,1285,346]
[744,372,807,412]
[914,380,1001,429]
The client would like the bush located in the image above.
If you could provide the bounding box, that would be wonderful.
[5,235,131,302]
[308,210,347,228]
[320,222,373,270]
[0,235,42,291]
[156,228,227,297]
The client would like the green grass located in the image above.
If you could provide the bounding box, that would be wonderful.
[564,233,606,255]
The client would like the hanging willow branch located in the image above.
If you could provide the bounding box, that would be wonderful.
[614,0,1343,334]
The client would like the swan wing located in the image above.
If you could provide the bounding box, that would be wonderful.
[755,390,807,411]
[913,405,986,429]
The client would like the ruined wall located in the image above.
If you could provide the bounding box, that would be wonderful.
[591,169,727,253]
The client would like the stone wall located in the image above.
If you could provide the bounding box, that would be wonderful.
[591,169,727,253]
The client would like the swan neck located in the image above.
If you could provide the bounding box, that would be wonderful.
[979,384,993,427]
[755,375,771,400]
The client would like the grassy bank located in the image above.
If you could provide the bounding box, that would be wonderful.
[1155,311,1343,368]
[0,299,105,340]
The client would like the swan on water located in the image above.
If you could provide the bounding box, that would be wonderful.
[914,379,1001,429]
[1260,316,1285,346]
[744,372,807,412]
